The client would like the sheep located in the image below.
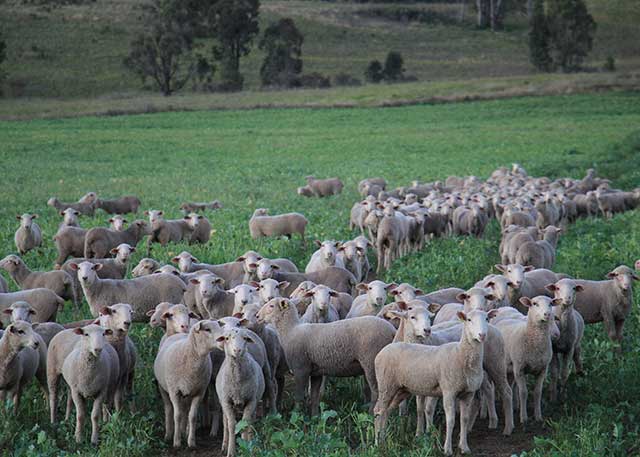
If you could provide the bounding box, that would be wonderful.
[570,265,637,347]
[108,215,127,231]
[132,258,161,277]
[432,287,496,325]
[0,275,7,294]
[358,177,386,196]
[62,324,120,444]
[495,264,562,308]
[346,281,396,319]
[594,189,626,218]
[305,240,345,273]
[188,274,235,319]
[336,239,367,282]
[0,321,41,412]
[172,252,245,288]
[545,279,585,400]
[154,319,222,448]
[475,274,514,308]
[95,195,141,214]
[249,209,308,245]
[145,210,194,254]
[375,212,407,273]
[0,289,64,324]
[350,197,379,234]
[494,296,557,424]
[256,259,356,295]
[257,298,396,415]
[3,301,64,346]
[500,208,535,229]
[515,226,561,269]
[573,192,599,217]
[15,213,42,255]
[373,309,498,455]
[215,327,266,457]
[289,281,353,319]
[47,197,95,216]
[300,284,341,324]
[180,200,223,214]
[297,185,314,197]
[235,251,298,284]
[452,205,488,237]
[390,283,464,306]
[78,192,98,205]
[501,225,539,264]
[53,226,88,267]
[84,220,150,259]
[184,213,211,244]
[69,261,186,321]
[352,235,373,278]
[59,208,81,228]
[363,209,383,244]
[304,176,344,197]
[0,254,76,306]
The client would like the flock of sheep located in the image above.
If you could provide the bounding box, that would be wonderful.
[1,164,639,456]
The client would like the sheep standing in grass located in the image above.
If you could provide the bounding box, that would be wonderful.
[84,220,150,259]
[249,209,308,245]
[289,281,353,318]
[235,250,298,283]
[337,238,369,282]
[47,197,95,216]
[305,240,345,273]
[0,289,64,324]
[0,321,41,412]
[108,215,127,231]
[59,208,81,228]
[256,259,356,295]
[300,284,341,324]
[15,214,42,255]
[188,274,235,319]
[53,226,88,267]
[346,281,396,319]
[184,213,211,244]
[131,258,161,277]
[3,301,64,346]
[95,196,141,214]
[145,210,194,254]
[304,176,344,197]
[180,200,222,215]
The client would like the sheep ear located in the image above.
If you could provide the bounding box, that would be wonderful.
[92,319,101,325]
[487,309,499,320]
[414,289,424,296]
[235,256,246,262]
[238,318,250,328]
[519,297,532,307]
[29,309,37,315]
[456,293,468,302]
[485,281,495,288]
[215,277,225,286]
[396,301,407,311]
[2,309,12,315]
[171,257,179,264]
[129,247,136,253]
[109,248,118,255]
[146,308,156,317]
[278,299,289,310]
[494,264,506,272]
[551,298,563,306]
[428,303,442,314]
[216,336,226,346]
[388,310,407,319]
[69,263,79,271]
[456,311,467,322]
[632,274,640,281]
[143,210,149,216]
[99,306,113,316]
[243,335,256,344]
[386,283,398,291]
[249,281,260,288]
[189,312,201,320]
[232,312,243,319]
[92,263,103,271]
[356,283,368,291]
[16,215,21,220]
[303,290,315,298]
[278,281,290,290]
[60,211,65,216]
[104,328,113,336]
[545,284,557,293]
[31,214,38,219]
[271,264,280,270]
[329,290,339,297]
[314,240,322,247]
[485,294,496,302]
[189,279,200,285]
[108,218,114,223]
[162,312,173,320]
[247,263,258,269]
[507,281,516,288]
[158,211,164,216]
[524,266,535,272]
[73,328,84,335]
[389,289,399,296]
[574,284,585,291]
[606,271,617,278]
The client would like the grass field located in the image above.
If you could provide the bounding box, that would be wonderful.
[1,91,640,456]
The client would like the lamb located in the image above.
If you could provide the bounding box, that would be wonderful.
[257,298,396,415]
[95,195,141,214]
[84,220,150,259]
[304,176,344,197]
[188,274,235,319]
[515,226,561,269]
[108,215,127,231]
[70,261,186,321]
[145,210,194,254]
[0,254,76,305]
[154,319,222,448]
[0,321,41,412]
[53,226,87,267]
[47,197,95,216]
[131,258,161,277]
[573,192,599,217]
[250,278,289,307]
[452,205,488,237]
[147,303,199,348]
[346,281,396,319]
[570,265,637,346]
[305,240,345,273]
[500,208,535,229]
[184,213,211,244]
[62,325,120,444]
[374,309,497,455]
[215,327,266,457]
[235,251,298,283]
[180,200,223,214]
[78,192,98,205]
[249,209,308,245]
[432,287,496,325]
[545,279,585,400]
[289,281,353,319]
[300,284,341,323]
[350,197,378,234]
[363,209,383,244]
[0,289,64,324]
[256,259,356,295]
[3,301,64,346]
[59,208,81,228]
[390,283,464,306]
[15,213,42,255]
[494,296,556,424]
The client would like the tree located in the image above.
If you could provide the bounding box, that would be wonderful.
[383,51,405,82]
[0,32,6,93]
[124,0,197,96]
[208,0,260,91]
[547,0,596,72]
[259,18,303,88]
[364,60,384,83]
[528,0,552,71]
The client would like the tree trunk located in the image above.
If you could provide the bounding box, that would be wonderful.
[476,0,490,28]
[459,0,467,23]
[490,0,504,30]
[527,0,534,20]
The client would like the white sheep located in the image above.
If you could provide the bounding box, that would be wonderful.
[0,321,41,412]
[305,240,345,273]
[249,208,308,245]
[15,213,42,255]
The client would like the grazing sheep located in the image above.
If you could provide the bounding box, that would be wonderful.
[15,214,42,255]
[257,298,395,415]
[297,185,314,197]
[502,225,539,265]
[84,220,150,259]
[305,240,345,273]
[595,190,626,218]
[3,301,64,346]
[108,215,127,231]
[452,205,488,237]
[545,279,585,400]
[0,321,41,412]
[47,197,95,216]
[70,261,186,321]
[346,281,396,319]
[216,327,266,457]
[59,208,81,228]
[184,213,211,244]
[95,196,141,214]
[145,210,194,254]
[53,226,88,267]
[180,200,222,214]
[188,274,235,319]
[515,226,561,269]
[501,208,535,229]
[154,320,222,448]
[0,289,64,324]
[494,296,556,424]
[300,284,341,324]
[304,176,344,197]
[131,258,161,278]
[374,309,498,455]
[62,325,120,444]
[256,259,356,295]
[249,209,308,245]
[350,197,378,234]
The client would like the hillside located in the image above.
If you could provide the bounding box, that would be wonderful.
[1,0,639,101]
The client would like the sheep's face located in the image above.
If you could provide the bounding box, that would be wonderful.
[229,284,258,309]
[162,305,193,335]
[99,304,133,334]
[317,241,338,264]
[0,255,21,272]
[219,327,253,359]
[360,280,394,307]
[191,274,223,298]
[62,208,80,226]
[184,213,202,230]
[483,276,511,303]
[496,264,531,289]
[146,210,164,226]
[456,288,495,312]
[520,296,555,326]
[237,251,262,275]
[256,297,289,324]
[305,285,337,313]
[173,252,196,272]
[607,267,639,292]
[73,261,101,284]
[111,243,134,263]
[132,259,157,277]
[256,259,278,280]
[338,241,359,262]
[6,321,39,350]
[459,309,495,343]
[109,215,127,232]
[390,283,423,303]
[155,265,181,277]
[75,325,110,358]
[148,302,172,328]
[79,192,97,204]
[353,236,371,253]
[4,302,36,323]
[546,279,583,307]
[253,208,268,217]
[190,320,222,351]
[18,213,37,229]
[405,302,434,341]
[256,279,283,304]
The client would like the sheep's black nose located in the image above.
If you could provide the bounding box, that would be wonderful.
[82,276,88,281]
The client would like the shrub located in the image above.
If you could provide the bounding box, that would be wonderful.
[364,60,384,83]
[528,0,553,72]
[383,51,405,81]
[259,18,304,88]
[603,55,616,72]
[333,72,361,87]
[547,0,597,72]
[299,72,331,88]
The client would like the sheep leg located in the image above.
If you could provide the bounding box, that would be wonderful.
[293,370,310,413]
[225,405,237,457]
[65,390,74,421]
[480,376,497,429]
[187,393,203,448]
[573,344,584,375]
[615,319,625,351]
[415,395,425,436]
[158,387,173,441]
[91,392,105,445]
[424,396,438,430]
[486,359,514,435]
[11,385,22,413]
[373,387,405,446]
[458,392,474,454]
[533,369,546,421]
[309,375,323,416]
[72,390,86,443]
[514,369,528,424]
[169,391,184,448]
[240,399,258,442]
[48,374,59,424]
[549,353,560,402]
[442,393,456,456]
[560,348,574,398]
[363,365,379,414]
